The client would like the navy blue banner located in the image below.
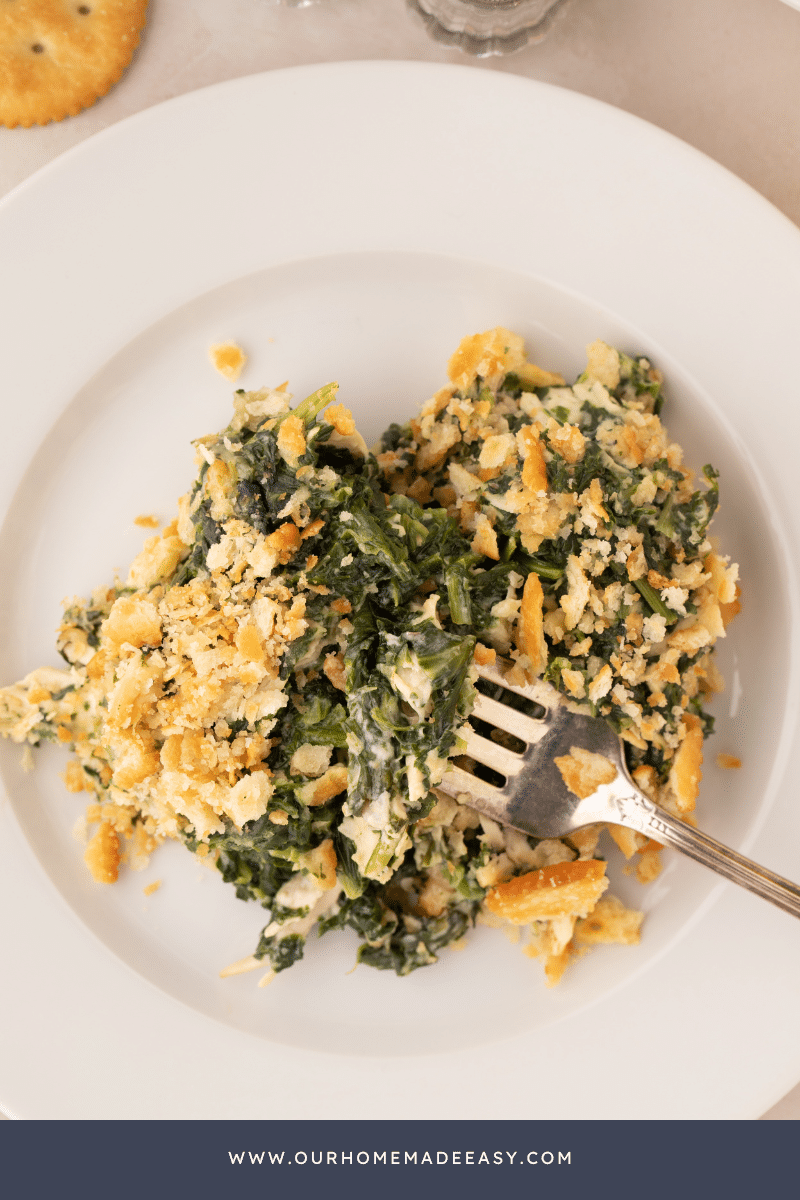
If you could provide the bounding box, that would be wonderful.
[0,1119,795,1199]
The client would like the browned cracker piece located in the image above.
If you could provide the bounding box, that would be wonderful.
[554,745,617,801]
[0,0,148,129]
[485,859,609,923]
[573,893,643,947]
[84,819,120,883]
[518,571,546,676]
[209,341,247,382]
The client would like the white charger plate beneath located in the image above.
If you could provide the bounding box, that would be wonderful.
[1,62,799,1119]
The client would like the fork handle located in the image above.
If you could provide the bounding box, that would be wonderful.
[614,792,800,919]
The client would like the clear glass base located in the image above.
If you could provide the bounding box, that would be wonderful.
[407,0,570,56]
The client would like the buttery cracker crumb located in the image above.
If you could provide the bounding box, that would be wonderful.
[554,746,617,800]
[84,822,120,884]
[209,341,247,382]
[716,753,741,769]
[486,860,609,923]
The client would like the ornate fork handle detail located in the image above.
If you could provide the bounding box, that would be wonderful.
[604,788,800,919]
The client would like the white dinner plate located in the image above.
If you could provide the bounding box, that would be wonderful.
[1,62,799,1120]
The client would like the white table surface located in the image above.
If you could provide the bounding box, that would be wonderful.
[1,0,798,1121]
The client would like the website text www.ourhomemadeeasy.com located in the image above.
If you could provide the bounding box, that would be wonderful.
[228,1149,571,1166]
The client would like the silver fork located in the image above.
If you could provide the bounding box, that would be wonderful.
[437,658,800,918]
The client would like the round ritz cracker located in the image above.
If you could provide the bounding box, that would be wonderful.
[0,0,148,128]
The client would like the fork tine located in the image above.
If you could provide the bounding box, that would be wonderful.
[461,727,525,778]
[438,762,507,811]
[470,692,548,746]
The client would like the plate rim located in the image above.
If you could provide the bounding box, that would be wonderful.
[1,60,800,1120]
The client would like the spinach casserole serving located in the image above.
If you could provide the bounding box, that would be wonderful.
[0,329,740,986]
